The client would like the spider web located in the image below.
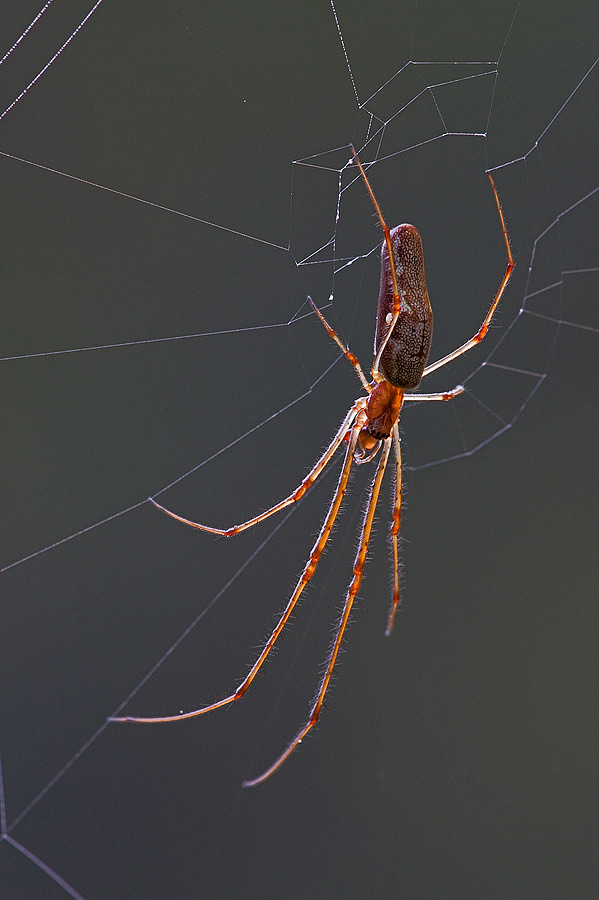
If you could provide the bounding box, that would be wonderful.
[1,2,598,898]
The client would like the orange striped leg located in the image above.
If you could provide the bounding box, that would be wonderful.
[149,400,366,535]
[386,424,403,636]
[243,434,393,787]
[349,146,403,381]
[406,385,464,401]
[109,417,364,725]
[422,173,514,379]
[308,298,370,391]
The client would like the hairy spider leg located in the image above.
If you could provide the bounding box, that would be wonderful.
[149,401,362,535]
[387,424,403,636]
[110,406,367,725]
[308,297,371,391]
[422,172,514,378]
[349,146,405,381]
[243,434,393,787]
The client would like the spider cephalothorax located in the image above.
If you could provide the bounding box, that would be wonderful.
[361,380,404,445]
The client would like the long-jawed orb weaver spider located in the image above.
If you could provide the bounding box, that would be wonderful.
[110,146,513,787]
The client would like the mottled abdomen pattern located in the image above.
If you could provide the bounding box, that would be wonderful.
[375,224,433,390]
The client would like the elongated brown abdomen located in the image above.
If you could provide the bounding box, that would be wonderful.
[375,224,433,390]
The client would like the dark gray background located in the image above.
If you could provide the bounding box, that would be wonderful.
[1,1,598,898]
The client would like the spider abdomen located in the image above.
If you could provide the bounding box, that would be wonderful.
[375,224,433,390]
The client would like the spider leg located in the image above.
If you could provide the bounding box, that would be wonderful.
[109,417,364,726]
[243,434,393,787]
[308,298,370,391]
[422,172,514,379]
[149,399,367,535]
[405,385,465,401]
[386,424,402,636]
[348,147,403,382]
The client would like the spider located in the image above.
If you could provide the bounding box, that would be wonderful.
[110,147,513,786]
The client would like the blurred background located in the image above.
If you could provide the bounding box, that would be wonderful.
[1,1,598,897]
